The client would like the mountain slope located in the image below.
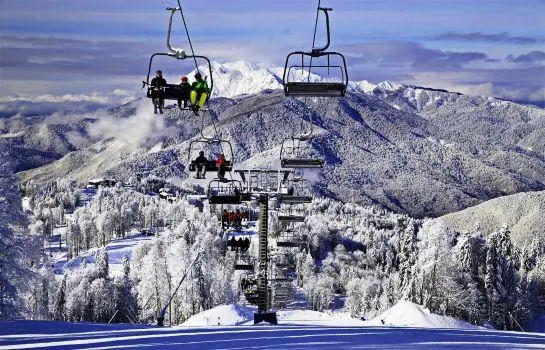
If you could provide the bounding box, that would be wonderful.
[0,115,95,172]
[19,88,545,218]
[440,190,545,245]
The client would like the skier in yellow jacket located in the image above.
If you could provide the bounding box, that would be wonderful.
[190,72,209,112]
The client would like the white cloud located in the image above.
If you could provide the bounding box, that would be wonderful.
[529,87,545,102]
[87,100,179,150]
[0,93,110,104]
[113,89,130,96]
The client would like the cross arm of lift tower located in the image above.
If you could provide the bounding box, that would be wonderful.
[230,169,313,205]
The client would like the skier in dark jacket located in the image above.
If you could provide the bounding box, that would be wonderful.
[234,209,242,229]
[190,72,209,112]
[150,70,167,114]
[222,209,229,229]
[194,151,208,179]
[178,76,191,109]
[242,237,250,252]
[228,236,236,251]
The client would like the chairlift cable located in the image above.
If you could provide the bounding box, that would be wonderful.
[176,0,199,71]
[307,0,321,82]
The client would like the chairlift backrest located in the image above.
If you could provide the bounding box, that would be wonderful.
[188,139,234,166]
[282,2,348,97]
[144,7,214,100]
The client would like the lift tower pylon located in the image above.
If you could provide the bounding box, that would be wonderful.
[254,194,278,324]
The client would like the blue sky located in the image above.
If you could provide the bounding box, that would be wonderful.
[1,0,544,105]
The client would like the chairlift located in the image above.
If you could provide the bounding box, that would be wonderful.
[240,273,258,290]
[278,203,306,223]
[143,7,214,109]
[276,231,301,248]
[187,139,234,176]
[234,253,255,271]
[280,138,324,169]
[207,179,244,205]
[278,178,313,204]
[282,3,348,97]
[244,289,260,304]
[219,202,251,230]
[278,214,306,224]
[274,262,294,268]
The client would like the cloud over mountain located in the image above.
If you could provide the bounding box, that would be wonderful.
[432,32,545,44]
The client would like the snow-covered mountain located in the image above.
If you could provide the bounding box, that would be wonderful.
[18,85,545,218]
[194,61,283,98]
[189,60,399,98]
[0,115,95,172]
[440,190,545,245]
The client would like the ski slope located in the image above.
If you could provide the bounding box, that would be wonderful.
[1,320,544,349]
[45,232,152,277]
[4,301,542,349]
[181,302,482,328]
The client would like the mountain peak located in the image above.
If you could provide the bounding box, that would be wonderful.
[191,60,404,99]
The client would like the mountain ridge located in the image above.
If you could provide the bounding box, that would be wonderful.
[17,86,545,218]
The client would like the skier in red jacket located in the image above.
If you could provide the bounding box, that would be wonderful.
[216,153,227,181]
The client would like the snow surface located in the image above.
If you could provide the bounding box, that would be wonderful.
[181,301,480,329]
[365,300,481,329]
[1,318,544,349]
[182,304,256,327]
[45,232,151,277]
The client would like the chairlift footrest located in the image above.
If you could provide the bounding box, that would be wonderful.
[281,158,324,169]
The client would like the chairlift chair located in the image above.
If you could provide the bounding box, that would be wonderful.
[271,277,294,283]
[234,253,255,271]
[274,262,294,268]
[282,5,348,97]
[187,139,234,174]
[278,215,305,223]
[276,231,301,248]
[280,138,324,169]
[240,274,258,290]
[207,180,244,205]
[143,7,214,108]
[278,203,306,223]
[278,178,313,204]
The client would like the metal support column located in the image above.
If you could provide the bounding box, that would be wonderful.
[254,194,277,324]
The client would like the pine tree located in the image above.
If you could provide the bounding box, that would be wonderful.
[485,227,519,329]
[346,278,364,317]
[53,275,67,321]
[95,248,109,279]
[0,144,35,319]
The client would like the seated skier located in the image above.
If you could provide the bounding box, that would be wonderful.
[215,153,227,181]
[190,72,209,113]
[222,209,230,229]
[151,70,167,114]
[228,236,237,251]
[242,237,250,252]
[194,151,208,179]
[178,76,191,109]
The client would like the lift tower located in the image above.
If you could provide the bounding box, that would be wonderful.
[253,194,277,324]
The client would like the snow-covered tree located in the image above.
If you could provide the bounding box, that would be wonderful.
[94,248,109,279]
[0,143,36,319]
[485,227,520,330]
[53,275,67,321]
